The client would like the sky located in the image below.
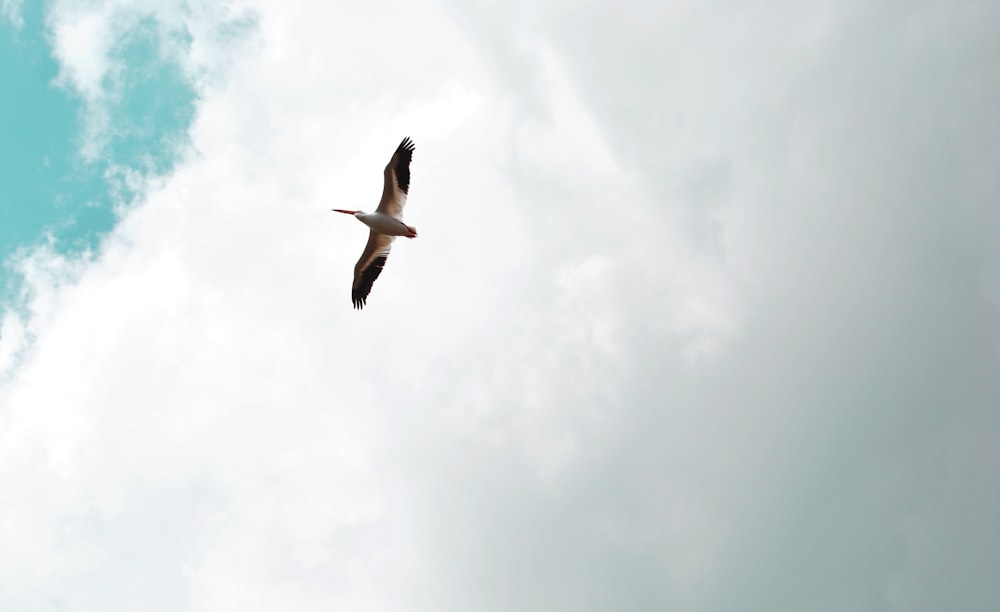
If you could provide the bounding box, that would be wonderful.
[0,0,997,610]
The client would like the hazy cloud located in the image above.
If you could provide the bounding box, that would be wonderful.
[1,0,23,28]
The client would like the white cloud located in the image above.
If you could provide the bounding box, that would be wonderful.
[49,4,114,101]
[2,0,998,610]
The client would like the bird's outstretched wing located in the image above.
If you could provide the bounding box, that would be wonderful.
[376,137,415,218]
[352,231,394,309]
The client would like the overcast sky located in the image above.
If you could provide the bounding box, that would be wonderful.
[1,0,998,610]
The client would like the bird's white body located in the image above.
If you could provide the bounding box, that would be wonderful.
[354,211,416,237]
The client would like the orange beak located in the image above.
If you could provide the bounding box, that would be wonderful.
[332,209,359,214]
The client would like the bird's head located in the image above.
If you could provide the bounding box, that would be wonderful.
[332,209,364,217]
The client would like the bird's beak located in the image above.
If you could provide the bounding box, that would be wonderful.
[332,209,358,215]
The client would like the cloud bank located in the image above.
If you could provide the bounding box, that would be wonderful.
[1,0,997,610]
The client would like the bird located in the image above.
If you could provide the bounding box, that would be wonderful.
[332,137,418,309]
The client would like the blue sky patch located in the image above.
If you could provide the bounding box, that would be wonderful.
[1,6,197,306]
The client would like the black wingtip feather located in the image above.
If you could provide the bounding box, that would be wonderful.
[394,137,415,194]
[351,255,388,310]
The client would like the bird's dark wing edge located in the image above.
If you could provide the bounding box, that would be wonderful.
[351,231,393,310]
[352,255,388,309]
[392,136,415,194]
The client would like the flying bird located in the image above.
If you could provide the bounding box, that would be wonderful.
[333,137,418,309]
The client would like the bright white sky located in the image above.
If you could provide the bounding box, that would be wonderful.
[1,0,998,610]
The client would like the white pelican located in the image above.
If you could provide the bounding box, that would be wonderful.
[333,137,418,309]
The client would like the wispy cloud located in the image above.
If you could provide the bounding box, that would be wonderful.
[45,0,255,162]
[1,0,23,28]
